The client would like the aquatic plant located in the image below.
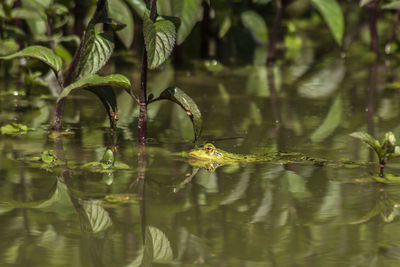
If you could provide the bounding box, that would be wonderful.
[350,131,400,177]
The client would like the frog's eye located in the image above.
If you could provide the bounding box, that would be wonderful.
[204,144,215,154]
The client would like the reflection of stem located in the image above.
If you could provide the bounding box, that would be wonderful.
[138,144,147,244]
[267,0,282,65]
[191,180,203,236]
[267,64,281,124]
[19,162,30,234]
[367,63,377,163]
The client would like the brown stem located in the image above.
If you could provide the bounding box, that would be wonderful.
[379,160,385,177]
[267,0,283,65]
[367,0,379,54]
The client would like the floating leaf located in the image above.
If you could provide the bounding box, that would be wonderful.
[172,0,202,45]
[0,123,29,135]
[310,94,343,142]
[350,131,382,156]
[41,150,57,164]
[150,87,202,140]
[311,0,344,45]
[58,74,131,100]
[383,1,400,10]
[241,10,268,45]
[0,45,63,72]
[108,0,134,48]
[143,14,176,69]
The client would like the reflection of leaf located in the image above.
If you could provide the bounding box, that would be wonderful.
[311,0,344,45]
[150,87,202,140]
[285,171,310,198]
[241,10,268,45]
[349,201,384,225]
[310,94,342,142]
[315,181,341,222]
[81,200,112,233]
[220,169,250,205]
[298,60,345,99]
[251,188,273,223]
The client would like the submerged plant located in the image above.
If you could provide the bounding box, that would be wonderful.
[350,131,400,177]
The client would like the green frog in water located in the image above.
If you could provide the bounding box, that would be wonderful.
[187,143,325,172]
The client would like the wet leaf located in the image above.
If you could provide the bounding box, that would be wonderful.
[311,0,344,45]
[73,30,114,80]
[108,0,134,48]
[0,123,29,135]
[150,87,202,140]
[58,74,131,100]
[383,1,400,10]
[172,0,202,45]
[350,131,382,156]
[0,45,63,72]
[241,10,268,45]
[310,94,342,142]
[81,200,112,233]
[143,14,176,69]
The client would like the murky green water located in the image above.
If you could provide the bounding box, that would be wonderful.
[2,50,400,266]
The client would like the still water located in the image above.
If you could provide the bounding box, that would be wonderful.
[1,50,400,266]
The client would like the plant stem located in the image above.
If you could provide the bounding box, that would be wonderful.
[138,0,157,144]
[367,0,378,53]
[267,0,283,65]
[379,160,385,177]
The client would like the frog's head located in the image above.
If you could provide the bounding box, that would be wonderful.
[188,143,223,161]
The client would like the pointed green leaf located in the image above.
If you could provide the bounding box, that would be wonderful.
[0,45,63,72]
[350,131,382,155]
[383,1,400,10]
[73,30,115,80]
[241,10,268,45]
[108,0,134,48]
[311,0,344,45]
[172,0,202,45]
[150,87,202,140]
[310,94,342,142]
[143,14,176,69]
[218,16,232,38]
[58,74,131,100]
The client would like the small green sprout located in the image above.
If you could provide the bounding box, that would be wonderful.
[350,131,400,177]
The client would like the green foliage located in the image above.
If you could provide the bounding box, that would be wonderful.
[241,10,268,45]
[311,0,344,45]
[382,0,400,9]
[0,123,30,135]
[108,0,135,48]
[149,87,203,141]
[143,14,177,69]
[58,74,131,100]
[0,45,63,72]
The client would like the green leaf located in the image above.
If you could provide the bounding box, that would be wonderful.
[150,87,202,140]
[102,148,115,167]
[21,0,47,35]
[41,150,57,164]
[73,31,115,80]
[383,1,400,10]
[124,0,148,18]
[359,0,374,7]
[108,0,134,48]
[241,10,268,45]
[0,123,29,135]
[310,94,343,142]
[88,86,119,128]
[311,0,344,45]
[218,16,231,38]
[0,39,19,56]
[143,14,176,69]
[80,200,112,233]
[58,74,131,100]
[0,45,63,72]
[172,0,202,45]
[350,131,382,156]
